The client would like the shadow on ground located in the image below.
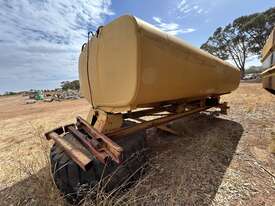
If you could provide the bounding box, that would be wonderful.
[0,166,62,206]
[145,113,244,205]
[0,113,243,206]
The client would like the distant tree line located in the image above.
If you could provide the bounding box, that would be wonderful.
[1,80,80,96]
[201,7,275,78]
[246,66,264,74]
[61,80,80,91]
[2,91,17,96]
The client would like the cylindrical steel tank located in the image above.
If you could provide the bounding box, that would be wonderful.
[79,15,240,112]
[261,27,275,93]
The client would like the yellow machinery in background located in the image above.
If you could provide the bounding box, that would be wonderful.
[261,27,275,94]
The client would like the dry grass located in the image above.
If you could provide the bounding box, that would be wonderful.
[0,83,275,205]
[0,126,63,205]
[0,125,154,206]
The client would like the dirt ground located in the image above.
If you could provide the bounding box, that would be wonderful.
[0,83,274,205]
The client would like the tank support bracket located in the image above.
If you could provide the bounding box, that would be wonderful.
[45,98,228,168]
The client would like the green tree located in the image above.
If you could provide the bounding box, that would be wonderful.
[61,80,80,91]
[4,91,17,96]
[201,24,249,78]
[234,7,275,55]
[201,7,275,78]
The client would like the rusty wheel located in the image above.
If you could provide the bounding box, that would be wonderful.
[50,126,147,203]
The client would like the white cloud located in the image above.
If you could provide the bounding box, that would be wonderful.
[197,8,203,14]
[177,0,204,15]
[183,28,196,33]
[152,16,195,36]
[0,0,114,93]
[152,16,162,24]
[177,0,186,10]
[177,0,191,14]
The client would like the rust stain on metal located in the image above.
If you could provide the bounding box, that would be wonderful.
[76,116,123,163]
[64,125,109,164]
[44,98,228,167]
[46,131,93,171]
[107,106,210,138]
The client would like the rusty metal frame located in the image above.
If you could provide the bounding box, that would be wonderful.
[106,106,211,138]
[123,105,176,119]
[45,127,93,171]
[75,116,123,163]
[64,124,110,164]
[45,97,228,169]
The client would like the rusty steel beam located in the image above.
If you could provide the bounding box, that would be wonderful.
[136,94,226,109]
[107,106,211,138]
[135,117,180,136]
[123,105,176,119]
[76,116,123,163]
[217,102,229,115]
[45,131,93,171]
[157,125,180,136]
[44,101,224,166]
[64,125,109,164]
[123,97,222,120]
[45,126,64,140]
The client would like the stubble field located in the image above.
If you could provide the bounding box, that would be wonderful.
[0,83,274,205]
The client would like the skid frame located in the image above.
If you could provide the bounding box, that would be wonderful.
[45,96,229,170]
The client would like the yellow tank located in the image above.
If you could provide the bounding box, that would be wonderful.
[261,66,275,92]
[261,27,275,93]
[79,15,240,112]
[262,27,275,62]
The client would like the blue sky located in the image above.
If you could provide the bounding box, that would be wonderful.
[0,0,274,93]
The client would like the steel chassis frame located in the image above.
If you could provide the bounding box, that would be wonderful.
[45,97,229,171]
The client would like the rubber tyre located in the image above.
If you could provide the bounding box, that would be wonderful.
[50,126,147,202]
